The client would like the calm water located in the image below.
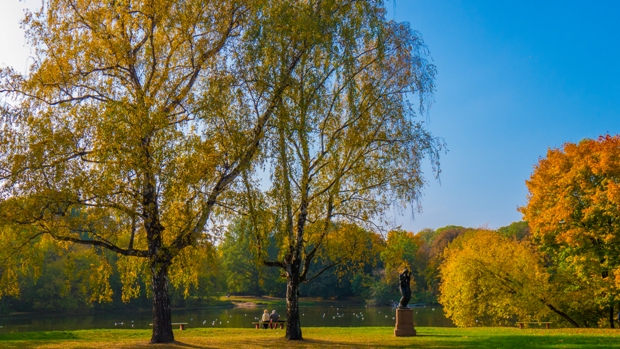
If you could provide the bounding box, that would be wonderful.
[0,305,453,333]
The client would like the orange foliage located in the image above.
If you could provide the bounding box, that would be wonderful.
[520,134,620,307]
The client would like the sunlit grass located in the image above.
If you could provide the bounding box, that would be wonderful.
[1,327,619,348]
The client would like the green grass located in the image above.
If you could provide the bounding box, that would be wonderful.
[1,327,619,348]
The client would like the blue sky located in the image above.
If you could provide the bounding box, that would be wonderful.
[388,0,620,232]
[1,1,619,233]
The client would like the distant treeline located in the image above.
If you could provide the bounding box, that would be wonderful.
[0,220,528,314]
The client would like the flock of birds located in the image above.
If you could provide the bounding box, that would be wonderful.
[112,307,435,328]
[113,315,236,328]
[205,315,234,326]
[113,321,134,328]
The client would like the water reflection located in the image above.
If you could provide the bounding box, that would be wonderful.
[0,305,453,333]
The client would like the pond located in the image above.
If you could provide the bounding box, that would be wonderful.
[0,305,454,333]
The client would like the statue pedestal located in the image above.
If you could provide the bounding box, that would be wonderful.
[394,308,416,337]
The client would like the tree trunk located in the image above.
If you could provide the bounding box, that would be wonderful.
[544,302,580,328]
[141,153,174,343]
[285,267,302,340]
[610,303,615,329]
[150,259,174,343]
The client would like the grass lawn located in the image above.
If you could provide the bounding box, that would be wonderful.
[0,327,619,349]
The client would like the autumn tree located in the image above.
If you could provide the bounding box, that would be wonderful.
[520,135,620,328]
[220,217,283,296]
[220,218,263,296]
[380,230,419,284]
[424,225,469,297]
[241,0,442,340]
[361,229,426,306]
[430,226,469,256]
[0,0,307,343]
[0,229,119,311]
[439,229,581,327]
[497,221,530,241]
[416,228,438,245]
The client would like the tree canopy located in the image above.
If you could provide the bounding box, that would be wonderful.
[240,0,442,339]
[439,229,583,327]
[0,0,308,343]
[520,134,620,327]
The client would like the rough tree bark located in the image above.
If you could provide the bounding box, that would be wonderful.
[150,259,174,343]
[610,303,615,329]
[285,263,303,340]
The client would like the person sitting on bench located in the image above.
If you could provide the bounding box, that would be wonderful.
[261,310,271,329]
[270,309,280,327]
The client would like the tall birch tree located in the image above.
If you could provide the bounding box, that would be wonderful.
[242,0,442,339]
[0,0,306,343]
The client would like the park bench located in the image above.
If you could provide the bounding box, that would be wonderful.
[252,320,286,329]
[516,321,551,329]
[149,322,189,330]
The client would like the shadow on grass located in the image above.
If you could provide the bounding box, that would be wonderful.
[189,336,460,349]
[165,341,204,348]
[464,334,619,349]
[123,341,208,349]
[280,333,620,349]
[0,329,618,349]
[0,331,78,341]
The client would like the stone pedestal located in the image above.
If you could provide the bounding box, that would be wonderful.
[394,308,416,337]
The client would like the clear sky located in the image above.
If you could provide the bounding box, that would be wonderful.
[389,0,620,232]
[1,1,619,233]
[0,1,37,73]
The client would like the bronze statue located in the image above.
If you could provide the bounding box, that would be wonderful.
[398,269,411,308]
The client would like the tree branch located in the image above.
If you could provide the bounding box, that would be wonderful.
[302,261,340,284]
[50,232,149,257]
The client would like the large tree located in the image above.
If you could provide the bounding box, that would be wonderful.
[241,0,442,339]
[520,135,620,328]
[0,0,307,343]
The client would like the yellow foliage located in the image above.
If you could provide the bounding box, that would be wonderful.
[439,229,552,327]
[116,256,148,303]
[0,0,298,312]
[88,259,114,303]
[317,223,381,280]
